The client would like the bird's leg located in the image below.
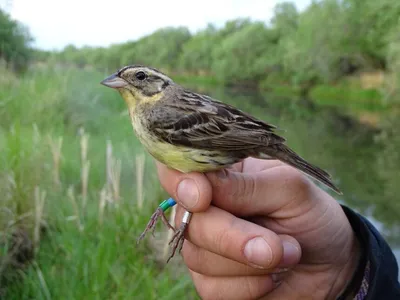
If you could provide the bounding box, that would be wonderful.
[137,198,176,244]
[167,210,192,263]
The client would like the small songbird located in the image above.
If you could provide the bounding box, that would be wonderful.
[101,65,341,261]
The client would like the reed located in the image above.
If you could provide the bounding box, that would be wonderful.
[67,186,83,232]
[33,186,46,252]
[79,128,90,210]
[105,140,121,204]
[135,153,145,210]
[47,135,63,189]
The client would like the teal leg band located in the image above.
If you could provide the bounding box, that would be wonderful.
[159,198,177,212]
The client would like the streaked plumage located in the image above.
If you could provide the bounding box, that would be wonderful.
[102,65,340,193]
[101,65,341,260]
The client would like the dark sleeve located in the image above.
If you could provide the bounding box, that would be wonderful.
[338,205,400,300]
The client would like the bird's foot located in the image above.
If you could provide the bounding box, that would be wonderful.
[137,198,176,244]
[167,211,192,263]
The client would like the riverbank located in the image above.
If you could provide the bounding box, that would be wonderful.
[175,71,393,127]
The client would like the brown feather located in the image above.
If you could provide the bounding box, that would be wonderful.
[143,85,341,194]
[259,144,341,194]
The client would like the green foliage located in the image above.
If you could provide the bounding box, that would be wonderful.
[385,17,400,104]
[309,84,384,111]
[0,8,33,72]
[342,0,400,67]
[271,2,299,37]
[3,1,400,296]
[280,0,348,84]
[373,17,400,222]
[4,198,196,299]
[28,0,400,90]
[50,27,192,73]
[0,66,198,298]
[211,22,279,85]
[1,65,400,298]
[374,115,400,222]
[130,27,191,70]
[179,24,218,73]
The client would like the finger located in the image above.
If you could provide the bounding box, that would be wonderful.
[227,161,244,172]
[205,165,320,217]
[174,206,301,269]
[242,157,284,173]
[156,162,212,212]
[190,271,275,300]
[215,158,283,177]
[182,240,293,276]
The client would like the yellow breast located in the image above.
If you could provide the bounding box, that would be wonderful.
[129,110,234,173]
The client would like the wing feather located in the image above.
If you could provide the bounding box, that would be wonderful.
[147,89,285,151]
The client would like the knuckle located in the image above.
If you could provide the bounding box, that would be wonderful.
[198,290,215,300]
[244,276,264,300]
[213,220,235,256]
[231,173,256,208]
[244,174,256,201]
[182,246,206,274]
[280,166,311,197]
[194,276,218,300]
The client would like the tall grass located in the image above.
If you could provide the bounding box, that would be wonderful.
[0,65,197,299]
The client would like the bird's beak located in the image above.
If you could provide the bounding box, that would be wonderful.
[100,73,128,89]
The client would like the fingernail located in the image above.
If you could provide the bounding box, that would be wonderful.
[177,179,199,209]
[281,241,300,266]
[244,237,272,269]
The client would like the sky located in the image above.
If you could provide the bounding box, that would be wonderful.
[1,0,311,50]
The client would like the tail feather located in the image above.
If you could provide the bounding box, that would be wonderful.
[261,144,342,195]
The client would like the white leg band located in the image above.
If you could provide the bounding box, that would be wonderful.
[182,211,192,224]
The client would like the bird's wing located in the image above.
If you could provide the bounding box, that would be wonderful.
[148,90,286,151]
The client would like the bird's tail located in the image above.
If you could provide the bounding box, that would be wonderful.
[260,144,342,194]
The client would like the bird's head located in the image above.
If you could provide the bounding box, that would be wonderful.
[101,65,173,107]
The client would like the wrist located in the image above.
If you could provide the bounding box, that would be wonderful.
[329,229,363,299]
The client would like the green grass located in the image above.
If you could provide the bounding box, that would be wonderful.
[4,200,196,299]
[0,65,198,299]
[1,64,399,298]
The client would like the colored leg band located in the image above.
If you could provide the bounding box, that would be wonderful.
[159,197,177,212]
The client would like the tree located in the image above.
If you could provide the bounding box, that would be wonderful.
[342,0,400,68]
[179,24,218,74]
[281,0,348,84]
[271,2,299,37]
[211,22,280,85]
[0,8,33,72]
[125,27,191,70]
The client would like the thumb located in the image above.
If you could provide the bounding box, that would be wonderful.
[206,166,311,216]
[156,162,212,212]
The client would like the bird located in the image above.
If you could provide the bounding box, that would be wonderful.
[101,65,341,262]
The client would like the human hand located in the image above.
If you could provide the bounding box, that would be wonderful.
[156,158,360,300]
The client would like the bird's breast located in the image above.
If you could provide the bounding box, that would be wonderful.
[129,113,239,172]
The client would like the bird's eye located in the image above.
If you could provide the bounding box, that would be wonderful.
[135,71,147,80]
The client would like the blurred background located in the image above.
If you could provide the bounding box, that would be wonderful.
[0,0,399,298]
